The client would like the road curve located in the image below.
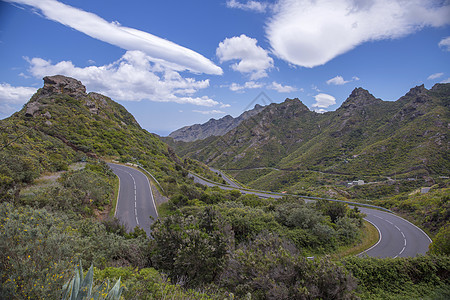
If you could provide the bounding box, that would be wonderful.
[190,172,432,258]
[209,167,242,188]
[358,208,432,258]
[108,163,158,236]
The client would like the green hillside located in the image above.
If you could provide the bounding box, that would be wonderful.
[170,84,449,197]
[0,75,220,202]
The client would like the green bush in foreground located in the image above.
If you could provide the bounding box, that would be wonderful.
[343,255,450,299]
[429,223,450,255]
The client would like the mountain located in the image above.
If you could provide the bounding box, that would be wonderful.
[171,84,449,192]
[168,104,265,142]
[0,75,182,200]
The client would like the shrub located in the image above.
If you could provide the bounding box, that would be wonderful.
[151,207,233,286]
[429,223,450,255]
[219,232,357,299]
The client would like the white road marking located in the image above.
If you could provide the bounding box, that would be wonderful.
[124,170,139,226]
[388,219,406,258]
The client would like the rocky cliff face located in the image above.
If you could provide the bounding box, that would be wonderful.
[168,104,266,142]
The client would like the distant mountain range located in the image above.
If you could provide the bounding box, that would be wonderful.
[168,104,266,142]
[167,84,449,191]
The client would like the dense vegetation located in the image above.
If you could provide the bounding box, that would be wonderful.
[1,76,449,299]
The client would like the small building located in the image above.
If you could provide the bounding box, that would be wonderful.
[421,187,431,194]
[347,180,365,187]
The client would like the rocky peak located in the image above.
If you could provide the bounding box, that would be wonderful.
[284,98,309,110]
[25,75,107,117]
[406,84,427,97]
[43,75,86,98]
[269,98,309,114]
[339,88,381,110]
[398,84,432,105]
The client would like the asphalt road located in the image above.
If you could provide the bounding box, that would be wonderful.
[358,208,432,258]
[209,167,242,188]
[108,163,158,236]
[190,172,432,258]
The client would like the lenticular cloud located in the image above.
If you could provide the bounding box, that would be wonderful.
[7,0,222,75]
[267,0,450,68]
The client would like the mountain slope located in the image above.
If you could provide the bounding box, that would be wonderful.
[171,84,449,191]
[0,75,181,201]
[168,104,265,142]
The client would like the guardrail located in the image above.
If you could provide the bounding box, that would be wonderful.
[189,171,393,213]
[137,165,165,195]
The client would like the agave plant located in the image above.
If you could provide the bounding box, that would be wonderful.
[61,261,123,300]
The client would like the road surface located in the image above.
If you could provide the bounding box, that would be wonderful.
[209,167,242,188]
[108,163,158,236]
[358,208,432,258]
[190,172,432,258]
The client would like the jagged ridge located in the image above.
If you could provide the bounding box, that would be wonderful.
[172,84,449,187]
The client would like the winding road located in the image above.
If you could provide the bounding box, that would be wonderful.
[108,162,432,257]
[108,163,158,236]
[190,171,432,258]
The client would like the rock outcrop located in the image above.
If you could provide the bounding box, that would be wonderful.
[42,75,86,98]
[24,75,108,118]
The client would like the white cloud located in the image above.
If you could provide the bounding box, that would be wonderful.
[192,109,225,115]
[18,72,31,79]
[427,72,444,80]
[7,0,222,75]
[311,93,336,109]
[228,81,264,92]
[226,0,270,13]
[27,50,219,107]
[438,36,450,51]
[326,75,360,85]
[312,85,321,92]
[313,108,328,114]
[267,0,450,68]
[216,34,273,80]
[326,76,349,85]
[441,77,450,83]
[0,83,37,115]
[267,81,297,93]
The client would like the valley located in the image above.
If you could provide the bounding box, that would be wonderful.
[0,75,448,299]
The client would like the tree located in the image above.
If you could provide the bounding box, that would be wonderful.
[316,200,348,223]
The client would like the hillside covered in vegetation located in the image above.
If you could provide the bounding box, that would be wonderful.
[169,84,449,199]
[1,76,448,299]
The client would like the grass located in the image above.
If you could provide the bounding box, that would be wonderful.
[20,163,87,198]
[156,202,171,218]
[332,220,380,259]
[109,175,120,218]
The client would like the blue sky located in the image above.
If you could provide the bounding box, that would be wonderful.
[1,0,449,135]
